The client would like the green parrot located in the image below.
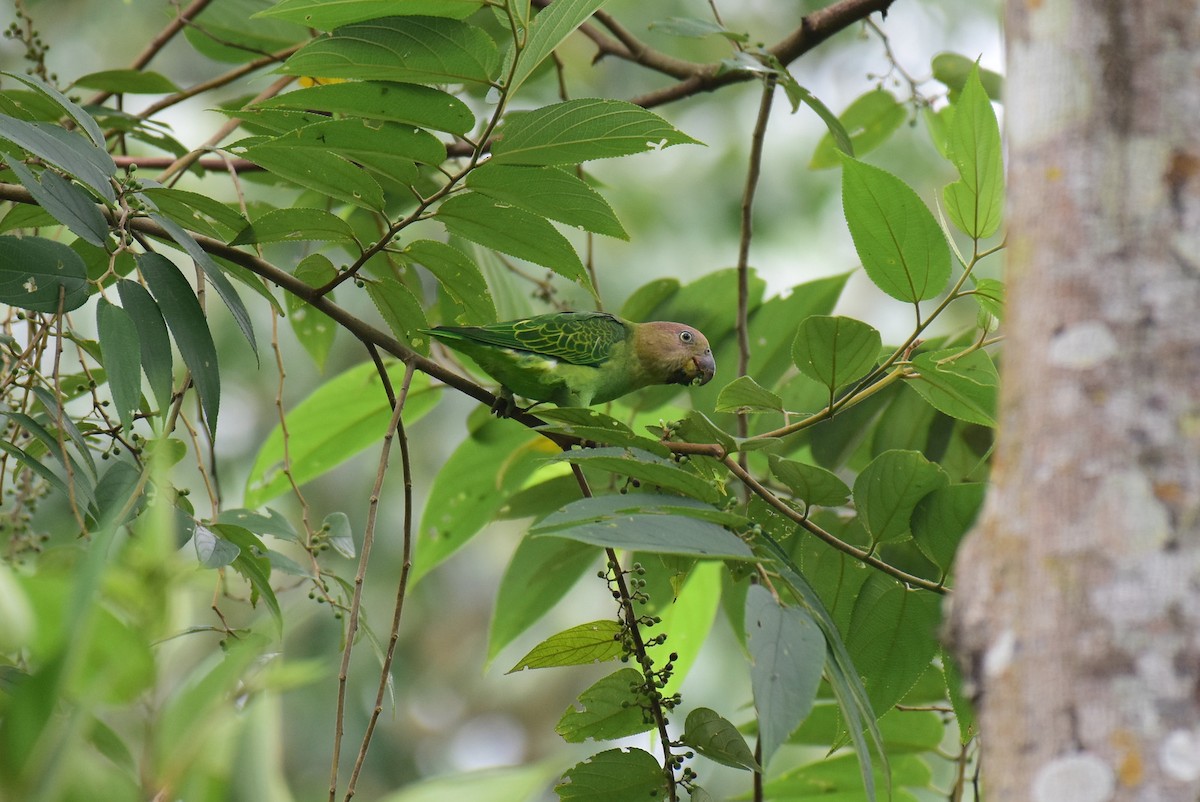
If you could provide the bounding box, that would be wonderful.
[427,311,716,410]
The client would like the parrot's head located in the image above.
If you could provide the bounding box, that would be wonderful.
[638,322,716,388]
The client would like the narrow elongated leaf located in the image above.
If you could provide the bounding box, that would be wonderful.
[95,300,142,433]
[288,255,339,369]
[746,585,825,766]
[255,81,474,134]
[793,315,881,394]
[854,449,948,546]
[244,360,440,506]
[137,187,249,240]
[556,668,653,742]
[911,482,985,575]
[0,440,70,498]
[943,65,1004,239]
[554,748,667,801]
[466,164,627,239]
[811,89,905,169]
[436,192,589,288]
[0,235,89,312]
[4,159,108,246]
[231,208,358,246]
[491,99,701,165]
[139,253,221,431]
[0,115,115,201]
[842,158,951,303]
[72,69,181,94]
[783,82,853,155]
[239,144,385,210]
[507,620,622,672]
[2,72,106,149]
[909,348,998,427]
[116,280,174,413]
[281,16,500,85]
[682,708,761,771]
[508,0,612,94]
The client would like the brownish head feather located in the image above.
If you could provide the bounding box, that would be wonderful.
[633,321,716,387]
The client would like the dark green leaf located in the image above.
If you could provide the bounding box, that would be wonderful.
[854,449,948,546]
[847,573,941,720]
[768,454,850,508]
[909,348,998,427]
[792,315,881,395]
[943,65,1004,239]
[4,158,108,246]
[942,648,977,744]
[72,69,181,94]
[842,158,951,303]
[255,81,474,135]
[116,280,174,414]
[271,118,445,174]
[0,115,115,201]
[554,748,667,801]
[507,619,622,672]
[259,0,483,27]
[556,668,653,742]
[0,235,89,312]
[364,274,430,356]
[2,72,106,149]
[508,0,613,94]
[436,192,590,289]
[216,524,283,635]
[491,99,701,165]
[746,585,825,765]
[811,90,905,169]
[715,375,783,414]
[489,536,597,662]
[402,239,496,325]
[139,253,221,431]
[467,164,627,239]
[288,254,339,369]
[281,16,500,85]
[95,299,142,433]
[550,447,721,504]
[239,144,385,210]
[137,188,249,241]
[245,360,440,506]
[183,1,304,63]
[911,482,985,575]
[231,207,359,246]
[681,707,761,771]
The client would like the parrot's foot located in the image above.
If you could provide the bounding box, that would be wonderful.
[490,388,518,418]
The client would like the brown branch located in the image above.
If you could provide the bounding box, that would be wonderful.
[134,45,302,121]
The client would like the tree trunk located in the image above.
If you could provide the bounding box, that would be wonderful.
[949,2,1200,800]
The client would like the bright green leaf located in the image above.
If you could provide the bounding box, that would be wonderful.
[811,89,905,169]
[467,164,627,239]
[72,69,181,94]
[231,208,359,246]
[909,348,998,427]
[768,454,850,508]
[258,0,484,27]
[255,80,474,134]
[507,619,622,672]
[364,274,430,356]
[549,447,721,504]
[288,254,339,369]
[715,375,783,414]
[554,747,667,800]
[239,144,385,210]
[911,482,985,574]
[746,272,851,388]
[556,668,653,742]
[508,0,613,94]
[792,315,881,394]
[932,52,1004,100]
[402,239,496,324]
[943,64,1004,239]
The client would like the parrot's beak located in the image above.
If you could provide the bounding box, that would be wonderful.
[691,351,716,386]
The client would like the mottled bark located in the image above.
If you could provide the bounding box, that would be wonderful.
[949,2,1200,801]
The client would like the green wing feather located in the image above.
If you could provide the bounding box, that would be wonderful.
[431,312,627,367]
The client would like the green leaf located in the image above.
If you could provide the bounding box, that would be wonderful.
[854,449,948,546]
[364,274,431,356]
[942,648,977,744]
[254,81,474,134]
[183,0,304,63]
[436,192,589,288]
[790,702,945,754]
[139,253,221,431]
[216,508,300,542]
[763,752,928,800]
[258,0,484,27]
[489,536,597,662]
[533,494,753,559]
[0,440,70,498]
[715,375,782,414]
[909,348,998,427]
[4,158,108,247]
[411,419,544,584]
[244,360,441,506]
[972,277,1004,321]
[842,158,951,303]
[281,16,500,85]
[550,447,721,504]
[95,300,142,434]
[648,17,748,42]
[746,272,851,388]
[116,280,174,414]
[932,52,1004,100]
[191,524,241,568]
[491,99,701,165]
[507,619,622,672]
[811,89,906,169]
[323,511,356,558]
[924,104,953,159]
[784,82,852,155]
[137,188,249,241]
[269,118,446,173]
[746,585,825,766]
[681,707,761,771]
[911,482,985,575]
[231,207,359,246]
[646,561,721,695]
[792,315,881,395]
[535,408,670,457]
[1,72,106,150]
[402,239,496,324]
[239,144,385,210]
[943,65,1004,239]
[377,764,562,802]
[0,235,89,312]
[72,69,181,94]
[508,0,613,94]
[554,748,667,800]
[847,573,941,720]
[215,524,284,635]
[555,668,653,742]
[768,455,850,508]
[466,164,627,239]
[288,255,339,369]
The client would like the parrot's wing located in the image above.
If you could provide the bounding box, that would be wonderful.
[435,312,627,366]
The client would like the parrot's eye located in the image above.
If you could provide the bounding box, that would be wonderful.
[679,330,694,344]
